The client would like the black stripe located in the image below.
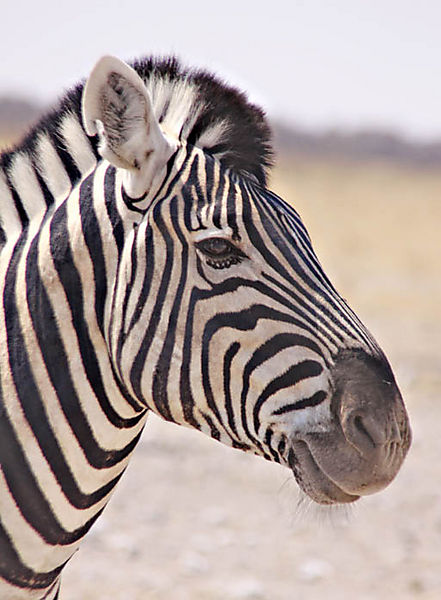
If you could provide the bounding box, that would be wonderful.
[200,411,221,441]
[34,168,55,209]
[253,360,323,433]
[0,222,6,249]
[0,517,64,589]
[104,167,125,256]
[178,287,201,429]
[198,275,335,349]
[243,332,327,376]
[47,128,80,185]
[79,173,108,335]
[240,332,326,439]
[191,246,341,349]
[272,390,328,415]
[43,579,61,599]
[210,162,224,229]
[156,147,193,209]
[261,187,379,352]
[225,176,240,240]
[115,227,139,361]
[12,206,140,473]
[277,437,286,456]
[202,305,313,449]
[261,272,346,345]
[2,164,29,226]
[223,342,241,436]
[121,187,146,213]
[264,428,280,462]
[189,155,208,216]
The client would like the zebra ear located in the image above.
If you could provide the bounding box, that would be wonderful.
[82,56,175,195]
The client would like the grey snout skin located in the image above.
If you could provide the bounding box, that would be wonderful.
[291,349,412,505]
[331,350,411,494]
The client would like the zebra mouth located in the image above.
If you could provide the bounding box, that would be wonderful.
[288,441,360,505]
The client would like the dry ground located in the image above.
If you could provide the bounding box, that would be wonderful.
[12,154,441,599]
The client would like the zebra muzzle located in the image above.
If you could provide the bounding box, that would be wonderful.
[288,349,411,504]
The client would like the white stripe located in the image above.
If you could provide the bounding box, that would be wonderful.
[8,153,46,223]
[59,113,96,175]
[0,168,22,241]
[196,119,229,150]
[35,133,71,201]
[147,75,199,142]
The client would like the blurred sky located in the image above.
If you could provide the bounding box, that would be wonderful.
[1,0,440,140]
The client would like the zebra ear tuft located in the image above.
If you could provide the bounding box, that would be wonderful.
[81,56,174,183]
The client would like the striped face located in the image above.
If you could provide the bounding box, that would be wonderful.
[111,145,411,504]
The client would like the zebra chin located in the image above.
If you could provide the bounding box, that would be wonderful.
[285,349,412,505]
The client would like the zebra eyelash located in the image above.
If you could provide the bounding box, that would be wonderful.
[205,255,243,269]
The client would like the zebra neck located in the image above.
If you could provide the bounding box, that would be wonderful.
[0,162,149,593]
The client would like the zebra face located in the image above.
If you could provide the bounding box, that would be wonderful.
[128,147,410,505]
[83,56,411,506]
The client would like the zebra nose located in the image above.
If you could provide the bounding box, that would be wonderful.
[340,404,401,455]
[332,349,407,456]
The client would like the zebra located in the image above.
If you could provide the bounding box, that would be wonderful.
[0,55,411,599]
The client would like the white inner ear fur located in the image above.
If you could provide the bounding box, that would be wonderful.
[82,55,177,198]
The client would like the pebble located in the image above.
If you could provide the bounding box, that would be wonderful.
[226,577,265,599]
[181,551,209,574]
[297,558,333,582]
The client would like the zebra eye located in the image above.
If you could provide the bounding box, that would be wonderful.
[196,238,235,257]
[195,237,247,269]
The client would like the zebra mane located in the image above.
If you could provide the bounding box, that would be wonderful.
[1,56,273,190]
[133,57,273,184]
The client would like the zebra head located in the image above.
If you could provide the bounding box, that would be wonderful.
[82,56,411,505]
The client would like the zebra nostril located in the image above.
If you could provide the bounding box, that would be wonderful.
[342,410,386,454]
[352,414,377,448]
[342,408,404,457]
